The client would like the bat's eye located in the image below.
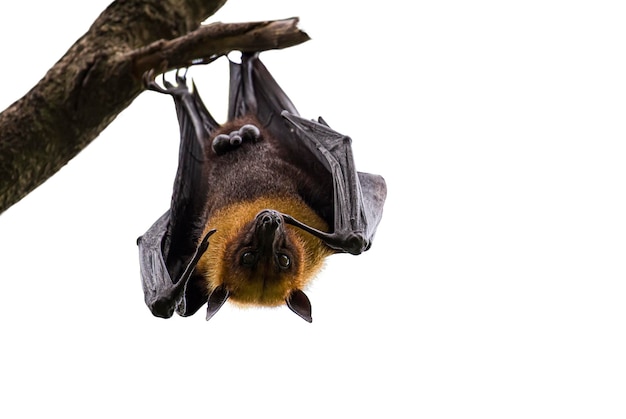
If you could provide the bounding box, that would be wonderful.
[277,253,291,269]
[241,252,256,267]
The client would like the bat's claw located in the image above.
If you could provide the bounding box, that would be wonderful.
[341,232,370,255]
[175,68,188,86]
[143,68,162,91]
[315,231,369,255]
[139,224,216,319]
[143,68,191,96]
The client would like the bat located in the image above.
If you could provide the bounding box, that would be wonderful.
[137,52,386,322]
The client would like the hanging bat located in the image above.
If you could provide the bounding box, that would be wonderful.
[137,52,386,322]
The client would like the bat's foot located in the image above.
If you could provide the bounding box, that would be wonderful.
[143,68,190,95]
[212,124,261,155]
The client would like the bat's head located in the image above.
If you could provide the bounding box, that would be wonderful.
[197,197,332,322]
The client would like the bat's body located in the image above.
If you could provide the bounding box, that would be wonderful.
[138,53,386,322]
[195,116,333,308]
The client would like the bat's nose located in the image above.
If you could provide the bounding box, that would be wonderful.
[256,209,282,229]
[254,210,284,250]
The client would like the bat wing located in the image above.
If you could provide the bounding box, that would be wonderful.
[281,114,387,254]
[137,73,217,318]
[230,53,387,254]
[228,53,299,125]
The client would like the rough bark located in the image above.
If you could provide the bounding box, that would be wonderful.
[0,0,309,214]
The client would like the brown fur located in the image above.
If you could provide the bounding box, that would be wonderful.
[195,195,334,307]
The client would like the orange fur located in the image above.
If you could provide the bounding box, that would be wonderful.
[195,195,334,307]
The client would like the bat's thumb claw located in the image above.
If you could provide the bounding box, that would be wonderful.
[344,233,369,255]
[147,297,176,319]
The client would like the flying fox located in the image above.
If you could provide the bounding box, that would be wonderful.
[137,52,386,322]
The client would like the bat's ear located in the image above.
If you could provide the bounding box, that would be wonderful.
[206,286,229,321]
[286,289,312,323]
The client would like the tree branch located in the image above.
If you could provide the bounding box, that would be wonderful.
[0,0,309,214]
[131,18,310,77]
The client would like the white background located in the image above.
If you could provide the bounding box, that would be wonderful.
[1,1,625,417]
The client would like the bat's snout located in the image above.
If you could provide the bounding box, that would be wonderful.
[256,209,282,228]
[254,209,285,250]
